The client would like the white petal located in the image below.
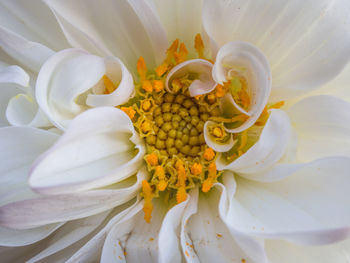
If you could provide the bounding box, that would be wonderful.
[165,59,216,97]
[151,0,204,56]
[266,238,350,263]
[203,0,350,101]
[214,172,270,263]
[26,211,110,263]
[217,109,291,174]
[212,41,271,132]
[158,195,189,263]
[29,107,145,195]
[0,223,63,247]
[0,126,58,204]
[123,199,168,263]
[66,198,143,263]
[6,93,51,128]
[45,0,168,70]
[0,0,69,51]
[288,95,350,162]
[0,26,54,72]
[184,188,253,263]
[231,156,350,245]
[203,120,235,152]
[0,65,30,126]
[36,48,134,129]
[86,57,134,107]
[0,169,147,229]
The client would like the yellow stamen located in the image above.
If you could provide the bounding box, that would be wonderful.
[142,180,153,223]
[212,127,224,138]
[171,79,182,93]
[269,101,285,109]
[202,162,217,193]
[207,93,216,104]
[191,163,202,175]
[141,120,152,133]
[203,147,215,161]
[215,84,226,98]
[176,187,187,203]
[153,80,164,92]
[103,75,117,94]
[142,80,153,93]
[120,106,136,120]
[141,99,152,112]
[137,56,147,80]
[146,153,158,166]
[155,39,179,77]
[155,166,167,191]
[175,43,188,64]
[194,34,205,59]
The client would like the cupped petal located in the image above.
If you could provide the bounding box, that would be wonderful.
[266,238,350,263]
[165,59,216,96]
[203,0,350,101]
[0,26,54,72]
[0,65,30,126]
[287,95,350,162]
[0,169,147,229]
[6,93,51,127]
[29,107,145,195]
[26,211,110,263]
[203,120,235,152]
[231,156,350,245]
[217,109,291,174]
[212,41,271,132]
[36,48,134,130]
[45,0,168,70]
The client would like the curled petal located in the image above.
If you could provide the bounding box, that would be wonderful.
[212,41,271,132]
[203,120,235,152]
[29,107,145,195]
[216,109,291,174]
[165,59,216,97]
[36,48,134,129]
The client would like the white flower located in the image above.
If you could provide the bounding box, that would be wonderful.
[1,0,350,262]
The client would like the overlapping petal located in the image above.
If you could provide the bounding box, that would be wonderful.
[203,0,350,101]
[36,48,134,129]
[29,107,145,195]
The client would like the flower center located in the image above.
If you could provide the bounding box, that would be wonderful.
[103,35,280,222]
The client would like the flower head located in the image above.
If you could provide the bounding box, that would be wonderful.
[1,0,350,262]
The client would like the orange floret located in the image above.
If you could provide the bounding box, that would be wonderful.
[203,147,215,161]
[191,163,202,175]
[142,180,153,223]
[146,153,158,166]
[103,75,117,94]
[120,106,136,120]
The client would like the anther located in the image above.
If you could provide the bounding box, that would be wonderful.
[121,106,136,120]
[146,153,158,166]
[203,148,215,161]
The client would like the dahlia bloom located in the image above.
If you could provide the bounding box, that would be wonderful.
[1,0,350,262]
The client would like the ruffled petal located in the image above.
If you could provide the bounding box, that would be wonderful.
[26,211,110,263]
[212,41,271,132]
[35,48,134,129]
[203,0,350,101]
[165,59,216,96]
[29,107,145,195]
[217,109,291,174]
[66,198,142,263]
[231,157,350,245]
[214,172,269,263]
[288,95,350,162]
[45,0,168,70]
[203,120,235,152]
[0,169,147,229]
